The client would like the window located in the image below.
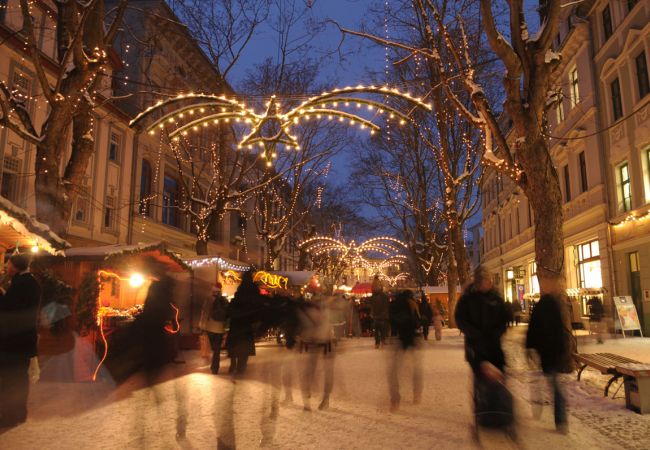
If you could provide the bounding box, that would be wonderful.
[139,160,152,216]
[636,51,649,100]
[570,67,580,108]
[529,261,539,295]
[564,164,571,202]
[576,240,603,315]
[73,184,90,224]
[556,100,564,123]
[619,163,632,212]
[162,175,180,227]
[627,0,638,13]
[579,151,588,193]
[602,5,612,41]
[108,132,120,162]
[12,71,31,95]
[1,155,21,203]
[611,78,623,121]
[103,195,117,231]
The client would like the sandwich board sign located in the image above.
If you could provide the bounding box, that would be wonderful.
[613,296,643,337]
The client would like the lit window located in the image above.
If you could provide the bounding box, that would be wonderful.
[529,261,539,294]
[556,100,564,123]
[577,240,603,316]
[619,163,632,212]
[570,67,580,108]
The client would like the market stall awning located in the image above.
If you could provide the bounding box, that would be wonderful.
[65,241,190,272]
[0,196,69,255]
[184,255,250,271]
[351,282,372,294]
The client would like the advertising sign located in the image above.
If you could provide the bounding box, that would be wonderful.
[613,296,642,335]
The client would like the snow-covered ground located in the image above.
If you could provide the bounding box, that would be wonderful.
[1,327,648,449]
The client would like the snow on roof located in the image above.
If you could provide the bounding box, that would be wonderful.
[65,241,190,272]
[0,195,69,254]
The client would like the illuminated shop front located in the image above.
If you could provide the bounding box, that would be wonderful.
[575,239,604,316]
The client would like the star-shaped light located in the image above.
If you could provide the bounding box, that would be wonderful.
[129,86,432,161]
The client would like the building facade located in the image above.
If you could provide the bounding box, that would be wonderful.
[480,0,650,334]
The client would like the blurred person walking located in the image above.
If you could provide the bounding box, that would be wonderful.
[418,293,433,340]
[388,290,422,412]
[227,270,259,376]
[432,301,444,341]
[199,282,228,374]
[0,254,41,429]
[526,293,569,433]
[456,266,513,437]
[370,276,390,348]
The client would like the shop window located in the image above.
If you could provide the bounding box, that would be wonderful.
[139,160,152,216]
[619,163,632,212]
[611,78,623,121]
[636,51,649,100]
[162,175,180,227]
[602,5,612,41]
[577,240,603,315]
[579,152,588,193]
[569,67,580,108]
[529,261,539,294]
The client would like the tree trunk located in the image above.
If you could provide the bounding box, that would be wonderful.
[451,224,470,287]
[521,134,576,370]
[196,238,209,256]
[446,243,459,329]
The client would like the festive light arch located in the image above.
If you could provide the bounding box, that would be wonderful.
[129,86,432,164]
[299,235,408,275]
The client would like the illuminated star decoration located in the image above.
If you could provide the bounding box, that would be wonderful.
[129,86,432,165]
[299,236,408,275]
[380,272,410,287]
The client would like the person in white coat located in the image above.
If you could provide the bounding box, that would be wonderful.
[199,283,228,374]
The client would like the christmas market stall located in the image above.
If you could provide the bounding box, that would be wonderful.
[46,242,191,381]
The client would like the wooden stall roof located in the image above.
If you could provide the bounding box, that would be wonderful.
[0,196,69,255]
[65,241,191,272]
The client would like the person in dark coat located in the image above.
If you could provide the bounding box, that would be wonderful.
[227,270,259,376]
[134,271,178,380]
[418,293,433,340]
[0,254,42,428]
[388,290,422,411]
[455,266,510,380]
[526,293,568,432]
[369,276,390,348]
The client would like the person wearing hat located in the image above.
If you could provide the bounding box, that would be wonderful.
[199,282,229,374]
[0,254,42,429]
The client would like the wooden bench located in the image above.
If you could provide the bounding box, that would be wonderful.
[574,353,642,397]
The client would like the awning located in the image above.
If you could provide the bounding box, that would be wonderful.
[351,282,372,294]
[184,255,250,272]
[65,241,190,272]
[0,196,69,255]
[566,287,606,297]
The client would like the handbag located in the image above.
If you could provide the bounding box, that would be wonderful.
[28,357,40,383]
[199,332,212,359]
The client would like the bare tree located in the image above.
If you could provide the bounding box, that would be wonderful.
[343,1,571,340]
[0,1,128,234]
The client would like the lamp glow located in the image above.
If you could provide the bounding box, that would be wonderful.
[129,273,145,288]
